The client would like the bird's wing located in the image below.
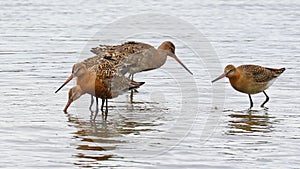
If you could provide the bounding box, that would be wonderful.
[240,65,275,83]
[118,48,157,74]
[91,42,154,63]
[83,56,102,69]
[120,41,153,51]
[90,45,114,55]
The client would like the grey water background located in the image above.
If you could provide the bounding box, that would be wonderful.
[0,0,299,168]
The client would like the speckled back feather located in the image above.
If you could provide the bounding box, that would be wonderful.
[81,56,103,70]
[239,65,285,83]
[89,59,143,94]
[90,41,154,64]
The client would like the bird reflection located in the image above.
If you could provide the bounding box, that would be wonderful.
[226,109,273,134]
[66,111,162,168]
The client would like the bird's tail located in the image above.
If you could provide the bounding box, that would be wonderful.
[129,81,145,90]
[279,68,286,73]
[275,68,286,75]
[267,67,285,77]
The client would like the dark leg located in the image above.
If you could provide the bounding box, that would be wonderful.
[130,89,134,103]
[95,97,99,112]
[131,74,139,93]
[248,94,253,109]
[89,95,94,111]
[130,74,134,103]
[129,74,138,102]
[261,91,269,108]
[93,98,99,121]
[101,99,105,113]
[104,99,108,121]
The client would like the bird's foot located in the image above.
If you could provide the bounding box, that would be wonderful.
[261,106,269,110]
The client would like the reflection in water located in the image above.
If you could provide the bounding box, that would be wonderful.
[67,106,163,168]
[226,109,274,134]
[68,116,119,167]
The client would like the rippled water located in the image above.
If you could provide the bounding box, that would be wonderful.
[0,0,300,168]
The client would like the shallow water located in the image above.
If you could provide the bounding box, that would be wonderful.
[0,0,300,168]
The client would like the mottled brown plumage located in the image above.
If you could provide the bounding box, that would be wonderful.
[90,41,154,63]
[81,56,103,69]
[55,41,153,116]
[61,59,144,120]
[212,64,285,109]
[91,41,193,78]
[55,41,192,119]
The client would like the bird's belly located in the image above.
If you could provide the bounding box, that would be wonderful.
[230,79,269,94]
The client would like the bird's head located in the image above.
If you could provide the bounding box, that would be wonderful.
[212,64,236,83]
[55,63,88,93]
[158,41,193,75]
[63,85,83,113]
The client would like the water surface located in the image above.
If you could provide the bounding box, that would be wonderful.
[0,0,299,168]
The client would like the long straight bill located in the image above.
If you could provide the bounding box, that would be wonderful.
[170,53,193,75]
[211,73,226,83]
[55,74,74,93]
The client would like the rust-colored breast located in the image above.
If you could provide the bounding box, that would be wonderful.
[93,59,136,99]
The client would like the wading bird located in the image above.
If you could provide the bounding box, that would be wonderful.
[57,60,144,120]
[212,64,285,109]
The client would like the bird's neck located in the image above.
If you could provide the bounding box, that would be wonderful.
[77,71,95,94]
[228,71,241,87]
[156,50,168,67]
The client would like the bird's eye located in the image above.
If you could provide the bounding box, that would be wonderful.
[76,67,81,73]
[72,91,77,98]
[226,69,234,75]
